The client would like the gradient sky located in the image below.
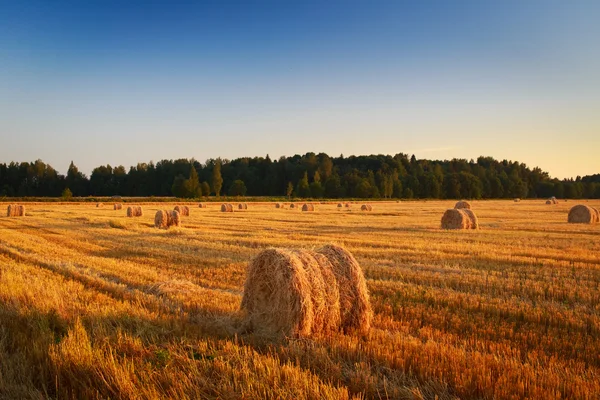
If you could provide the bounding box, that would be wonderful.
[1,0,598,178]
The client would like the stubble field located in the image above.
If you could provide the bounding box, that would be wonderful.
[0,200,599,399]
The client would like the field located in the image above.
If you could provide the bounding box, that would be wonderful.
[1,200,599,399]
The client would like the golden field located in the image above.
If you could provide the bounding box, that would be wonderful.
[0,200,599,399]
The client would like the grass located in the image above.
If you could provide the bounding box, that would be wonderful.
[0,200,599,399]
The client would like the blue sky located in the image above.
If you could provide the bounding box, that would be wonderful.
[1,0,598,178]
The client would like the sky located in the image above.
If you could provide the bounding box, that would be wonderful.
[0,0,599,179]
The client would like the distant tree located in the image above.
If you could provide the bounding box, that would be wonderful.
[310,181,324,198]
[324,173,342,198]
[296,172,310,197]
[66,161,88,196]
[228,179,247,196]
[171,175,186,198]
[182,166,202,198]
[201,181,211,196]
[61,188,73,200]
[211,161,223,196]
[286,182,294,198]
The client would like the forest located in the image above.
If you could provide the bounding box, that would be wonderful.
[1,153,599,199]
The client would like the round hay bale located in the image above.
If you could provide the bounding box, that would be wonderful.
[290,203,296,209]
[360,204,372,211]
[6,204,25,217]
[337,203,343,208]
[568,205,596,224]
[301,203,315,212]
[174,205,183,214]
[514,198,521,202]
[183,205,190,216]
[316,244,371,335]
[96,203,103,208]
[345,203,351,208]
[275,203,282,209]
[241,245,371,338]
[238,203,248,210]
[135,206,143,217]
[545,200,553,205]
[592,207,600,223]
[126,206,134,217]
[113,204,123,210]
[154,210,168,228]
[454,200,471,210]
[168,210,181,227]
[174,205,189,216]
[462,209,479,229]
[441,209,471,229]
[198,203,206,208]
[221,203,234,212]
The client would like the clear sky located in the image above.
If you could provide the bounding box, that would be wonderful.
[1,0,598,178]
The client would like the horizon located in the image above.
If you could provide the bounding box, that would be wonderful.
[1,0,599,180]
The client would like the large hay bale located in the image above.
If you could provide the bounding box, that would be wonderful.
[155,210,181,228]
[454,200,471,210]
[592,207,600,223]
[6,204,25,217]
[360,204,372,211]
[127,206,143,217]
[462,209,479,229]
[441,209,472,229]
[238,203,248,210]
[221,203,234,212]
[302,203,315,212]
[174,205,189,216]
[241,245,371,338]
[568,205,596,224]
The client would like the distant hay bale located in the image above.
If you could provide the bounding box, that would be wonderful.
[238,203,248,210]
[568,204,600,224]
[345,203,351,208]
[154,210,181,229]
[174,205,190,216]
[441,209,473,230]
[454,200,471,210]
[552,198,559,205]
[337,203,343,208]
[198,203,206,208]
[360,204,373,211]
[514,198,520,202]
[221,203,234,212]
[113,203,123,210]
[96,203,104,208]
[290,203,296,209]
[545,200,553,205]
[568,205,596,224]
[6,204,25,217]
[241,244,371,338]
[461,209,479,229]
[126,206,143,217]
[302,203,315,212]
[275,203,282,209]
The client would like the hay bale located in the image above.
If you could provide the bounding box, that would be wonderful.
[568,205,596,224]
[155,210,181,228]
[127,206,143,217]
[345,203,351,208]
[221,203,234,212]
[545,200,553,205]
[290,203,296,209]
[174,205,189,216]
[238,203,248,210]
[198,203,206,208]
[241,245,370,338]
[441,209,472,229]
[6,204,25,217]
[96,203,104,208]
[454,200,471,210]
[360,204,372,211]
[127,206,134,217]
[337,203,343,208]
[461,209,479,229]
[514,198,521,202]
[301,203,315,212]
[275,203,282,209]
[113,204,123,210]
[592,207,600,223]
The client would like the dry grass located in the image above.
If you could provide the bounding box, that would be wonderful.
[0,199,599,399]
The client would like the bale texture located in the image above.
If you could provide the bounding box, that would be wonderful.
[221,203,234,212]
[592,207,600,223]
[290,203,296,209]
[441,209,472,229]
[155,210,181,228]
[241,245,370,338]
[545,200,552,205]
[302,203,315,212]
[360,204,373,212]
[126,206,143,217]
[96,203,104,208]
[113,204,123,210]
[461,209,479,229]
[345,203,351,208]
[275,203,282,209]
[174,205,190,217]
[198,203,206,208]
[568,205,596,224]
[238,203,248,210]
[454,200,471,210]
[337,203,343,208]
[6,204,25,217]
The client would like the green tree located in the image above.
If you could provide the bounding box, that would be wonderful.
[324,173,342,198]
[310,181,324,198]
[201,181,211,196]
[286,182,294,198]
[171,175,186,197]
[296,172,311,197]
[228,179,247,196]
[182,166,202,198]
[61,187,73,200]
[212,161,223,196]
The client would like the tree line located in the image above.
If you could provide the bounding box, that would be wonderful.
[1,153,599,199]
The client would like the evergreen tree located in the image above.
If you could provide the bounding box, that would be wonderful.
[211,161,223,196]
[296,172,311,197]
